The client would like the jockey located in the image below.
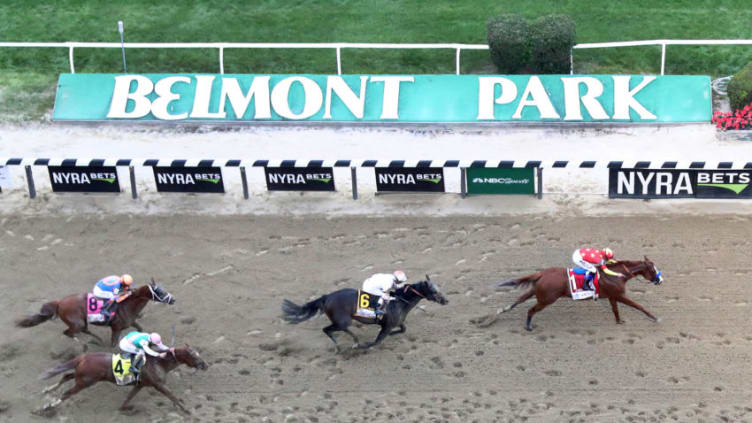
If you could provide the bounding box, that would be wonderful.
[362,270,408,318]
[93,274,133,320]
[118,331,170,379]
[572,248,623,291]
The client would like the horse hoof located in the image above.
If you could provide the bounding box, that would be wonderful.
[653,317,662,323]
[525,326,533,332]
[352,343,359,349]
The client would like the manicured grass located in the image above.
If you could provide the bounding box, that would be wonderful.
[1,0,751,120]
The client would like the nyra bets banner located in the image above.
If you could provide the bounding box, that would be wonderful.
[53,74,711,123]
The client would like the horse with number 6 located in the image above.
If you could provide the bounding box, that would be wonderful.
[494,257,664,331]
[35,344,208,416]
[282,275,448,352]
[16,279,175,348]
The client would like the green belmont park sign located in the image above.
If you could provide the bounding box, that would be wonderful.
[53,74,711,123]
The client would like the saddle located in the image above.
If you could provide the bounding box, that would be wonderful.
[111,353,138,385]
[567,268,599,300]
[354,290,380,318]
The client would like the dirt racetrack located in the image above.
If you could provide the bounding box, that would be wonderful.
[1,214,751,422]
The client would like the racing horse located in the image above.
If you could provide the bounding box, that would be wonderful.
[16,279,175,347]
[496,257,663,331]
[36,345,208,415]
[282,276,449,352]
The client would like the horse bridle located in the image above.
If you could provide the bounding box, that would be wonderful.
[403,284,427,299]
[620,261,661,283]
[149,285,172,303]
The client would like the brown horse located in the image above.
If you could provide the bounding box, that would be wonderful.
[16,280,175,347]
[36,345,208,415]
[496,257,663,331]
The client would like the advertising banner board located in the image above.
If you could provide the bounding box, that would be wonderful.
[265,167,335,191]
[375,167,445,192]
[153,167,225,193]
[466,168,535,195]
[53,73,712,123]
[609,168,752,199]
[48,166,120,193]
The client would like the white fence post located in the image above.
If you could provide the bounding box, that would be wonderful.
[336,46,342,75]
[68,46,75,73]
[455,47,461,75]
[661,43,666,75]
[219,46,224,74]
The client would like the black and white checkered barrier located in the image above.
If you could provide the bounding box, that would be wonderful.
[4,158,752,169]
[2,158,751,200]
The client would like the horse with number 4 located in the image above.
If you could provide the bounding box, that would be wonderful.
[491,257,664,331]
[35,341,208,416]
[282,275,448,352]
[16,279,175,348]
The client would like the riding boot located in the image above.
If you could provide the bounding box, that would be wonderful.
[375,308,386,320]
[101,300,114,322]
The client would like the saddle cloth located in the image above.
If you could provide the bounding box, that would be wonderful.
[86,294,106,323]
[354,290,378,318]
[567,268,599,300]
[112,353,137,385]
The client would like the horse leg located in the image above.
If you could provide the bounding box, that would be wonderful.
[342,328,360,348]
[42,378,94,410]
[359,325,391,350]
[390,324,406,336]
[110,328,123,348]
[525,303,548,331]
[63,328,87,352]
[82,328,104,346]
[609,298,624,324]
[43,373,75,394]
[616,296,658,322]
[501,288,536,314]
[119,385,143,411]
[151,383,190,414]
[322,324,342,353]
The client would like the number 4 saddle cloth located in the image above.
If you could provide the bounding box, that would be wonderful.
[112,353,137,386]
[567,268,599,300]
[354,290,380,318]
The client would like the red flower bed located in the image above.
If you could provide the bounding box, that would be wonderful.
[713,102,752,130]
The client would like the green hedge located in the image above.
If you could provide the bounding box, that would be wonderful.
[486,13,576,74]
[486,14,530,74]
[728,62,752,111]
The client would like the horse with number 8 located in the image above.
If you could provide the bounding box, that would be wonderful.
[16,279,175,348]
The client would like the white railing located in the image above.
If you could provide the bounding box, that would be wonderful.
[1,39,751,75]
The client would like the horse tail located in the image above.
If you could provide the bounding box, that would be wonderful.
[39,356,81,380]
[497,272,543,288]
[16,301,59,328]
[281,296,326,324]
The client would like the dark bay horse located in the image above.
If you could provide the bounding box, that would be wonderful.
[496,257,663,331]
[16,280,175,347]
[36,345,208,415]
[282,277,448,352]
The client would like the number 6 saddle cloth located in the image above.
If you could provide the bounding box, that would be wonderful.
[354,290,380,318]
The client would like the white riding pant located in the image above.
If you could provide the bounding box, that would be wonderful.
[572,251,598,273]
[118,338,140,355]
[362,287,388,306]
[93,286,115,300]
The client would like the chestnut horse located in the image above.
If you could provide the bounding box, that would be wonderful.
[36,345,208,415]
[497,257,663,331]
[16,280,175,347]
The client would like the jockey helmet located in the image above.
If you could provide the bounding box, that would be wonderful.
[603,248,614,259]
[149,333,162,345]
[120,274,133,286]
[393,270,407,283]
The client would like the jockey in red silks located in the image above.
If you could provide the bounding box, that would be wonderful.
[571,248,623,292]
